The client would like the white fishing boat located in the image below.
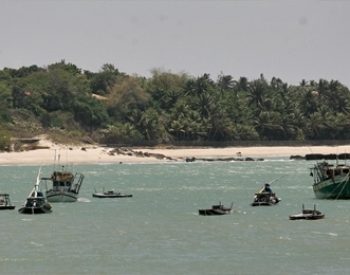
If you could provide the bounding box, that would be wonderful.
[42,150,84,203]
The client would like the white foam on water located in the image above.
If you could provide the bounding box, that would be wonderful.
[77,197,91,203]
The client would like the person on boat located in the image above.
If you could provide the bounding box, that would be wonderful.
[253,183,271,202]
[259,183,272,194]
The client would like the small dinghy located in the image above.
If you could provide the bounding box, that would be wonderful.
[289,204,325,220]
[251,192,281,206]
[251,181,281,206]
[0,193,15,210]
[92,190,133,198]
[198,202,233,216]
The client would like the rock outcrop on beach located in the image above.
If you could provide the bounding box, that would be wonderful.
[108,147,175,161]
[290,153,350,160]
[184,156,264,162]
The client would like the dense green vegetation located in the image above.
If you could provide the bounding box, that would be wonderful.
[1,60,350,149]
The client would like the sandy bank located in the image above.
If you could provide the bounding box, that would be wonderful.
[2,140,350,165]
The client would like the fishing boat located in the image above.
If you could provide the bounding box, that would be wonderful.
[198,202,233,216]
[310,161,350,199]
[251,181,281,206]
[289,204,325,220]
[42,167,84,202]
[18,169,52,214]
[0,193,15,210]
[92,190,133,198]
[41,150,84,202]
[251,192,281,206]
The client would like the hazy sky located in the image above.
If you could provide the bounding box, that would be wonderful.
[1,0,350,86]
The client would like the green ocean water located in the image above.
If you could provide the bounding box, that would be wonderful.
[1,160,350,275]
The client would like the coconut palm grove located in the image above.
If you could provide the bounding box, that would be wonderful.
[0,60,350,150]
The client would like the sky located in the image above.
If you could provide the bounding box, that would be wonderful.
[1,0,350,86]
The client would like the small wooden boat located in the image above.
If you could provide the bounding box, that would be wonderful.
[251,192,281,206]
[0,193,15,210]
[18,168,52,215]
[198,202,233,216]
[289,204,325,220]
[92,190,133,198]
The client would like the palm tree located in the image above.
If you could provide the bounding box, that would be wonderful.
[246,79,268,113]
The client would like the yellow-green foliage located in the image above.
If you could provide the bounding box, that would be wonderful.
[0,127,11,151]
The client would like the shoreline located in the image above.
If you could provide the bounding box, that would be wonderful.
[2,144,350,165]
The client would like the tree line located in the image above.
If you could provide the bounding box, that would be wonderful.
[1,60,350,148]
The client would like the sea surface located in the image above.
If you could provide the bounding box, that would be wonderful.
[1,159,350,275]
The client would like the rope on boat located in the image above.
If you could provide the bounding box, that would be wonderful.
[335,172,350,200]
[326,172,350,200]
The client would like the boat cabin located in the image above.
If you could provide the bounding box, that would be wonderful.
[311,162,350,182]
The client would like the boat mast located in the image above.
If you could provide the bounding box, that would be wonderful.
[53,149,57,172]
[33,167,41,197]
[27,167,41,199]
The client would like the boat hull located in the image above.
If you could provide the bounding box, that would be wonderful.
[289,213,325,220]
[251,193,280,206]
[0,206,15,210]
[92,193,133,198]
[289,209,325,220]
[251,201,278,206]
[198,209,231,216]
[46,191,78,202]
[313,178,350,199]
[198,203,233,216]
[18,204,52,214]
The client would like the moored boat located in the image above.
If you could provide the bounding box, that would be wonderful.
[251,192,281,206]
[289,204,325,220]
[18,169,52,214]
[43,167,84,202]
[251,182,281,206]
[198,202,233,216]
[0,193,15,210]
[310,161,350,199]
[42,150,84,203]
[92,190,133,198]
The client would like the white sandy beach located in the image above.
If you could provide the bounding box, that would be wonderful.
[1,137,350,165]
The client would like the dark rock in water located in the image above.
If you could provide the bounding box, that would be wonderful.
[305,154,326,160]
[244,157,255,161]
[305,153,345,160]
[338,153,350,159]
[185,156,263,162]
[290,155,305,160]
[324,154,337,160]
[186,157,196,162]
